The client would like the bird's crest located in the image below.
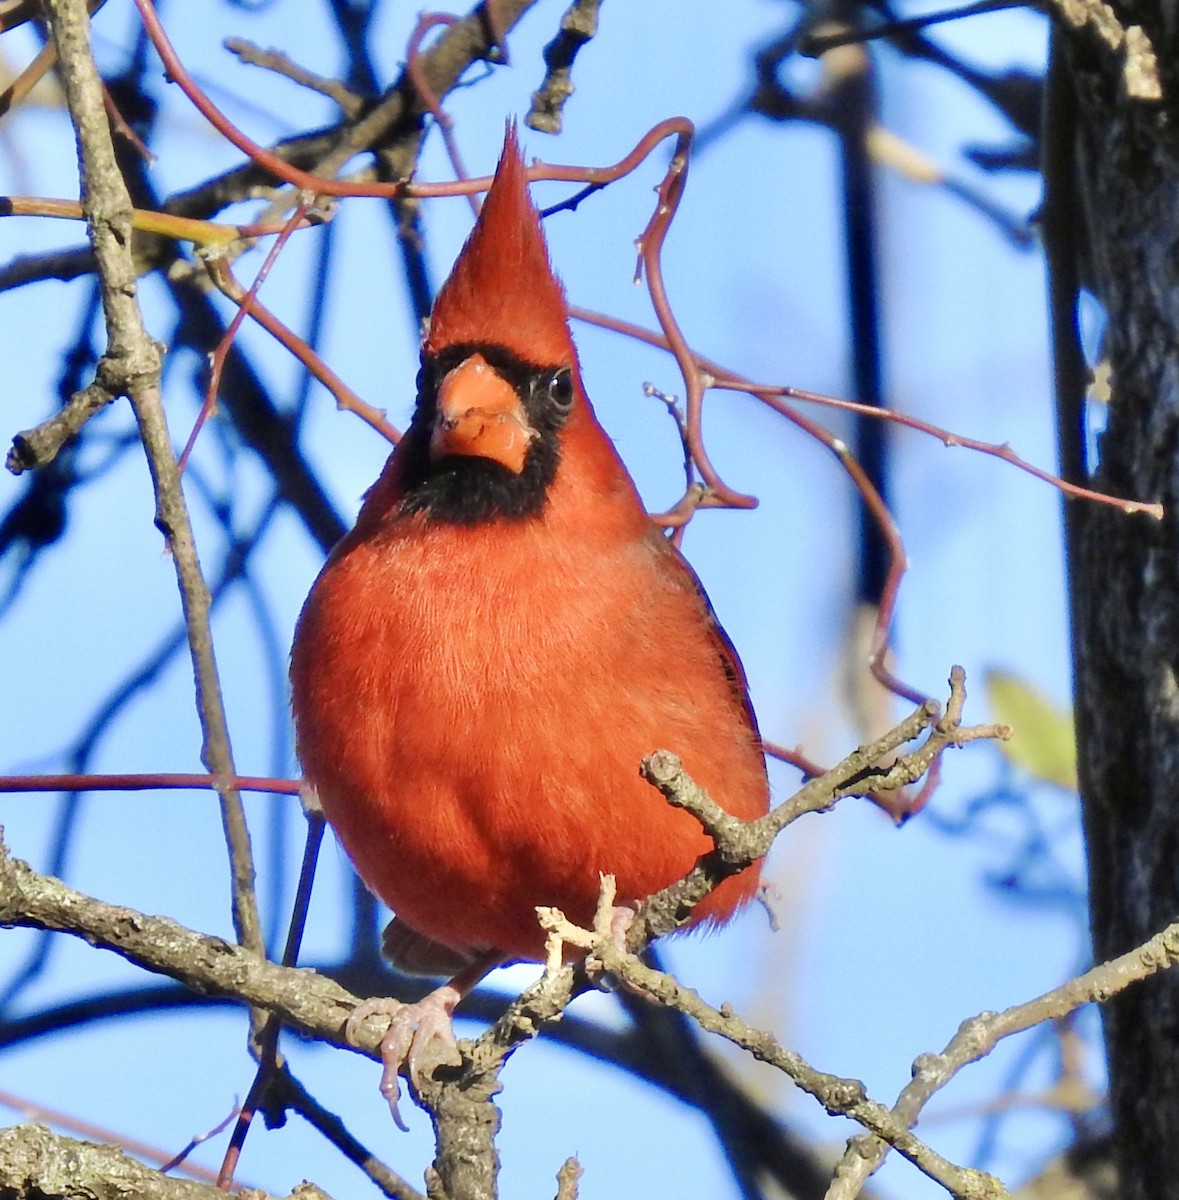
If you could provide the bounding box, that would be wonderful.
[425,126,572,367]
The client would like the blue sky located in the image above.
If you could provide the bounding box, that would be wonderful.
[0,3,1090,1197]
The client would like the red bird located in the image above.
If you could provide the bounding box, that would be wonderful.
[290,127,769,1114]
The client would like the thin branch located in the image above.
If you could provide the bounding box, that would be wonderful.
[157,1107,239,1176]
[405,12,476,216]
[625,669,1007,948]
[826,921,1179,1198]
[223,37,365,118]
[0,773,297,794]
[42,0,263,964]
[718,378,1164,521]
[202,256,400,445]
[6,382,112,473]
[541,881,1008,1200]
[526,0,604,134]
[0,835,361,1049]
[0,195,252,246]
[179,198,314,472]
[0,1125,332,1200]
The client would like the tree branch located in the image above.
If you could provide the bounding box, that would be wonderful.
[526,0,604,134]
[0,1123,333,1200]
[827,921,1179,1198]
[540,877,1008,1200]
[0,833,361,1051]
[41,0,263,962]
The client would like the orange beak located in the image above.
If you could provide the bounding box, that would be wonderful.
[429,354,537,474]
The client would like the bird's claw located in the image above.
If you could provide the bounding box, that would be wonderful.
[345,986,463,1130]
[607,902,637,951]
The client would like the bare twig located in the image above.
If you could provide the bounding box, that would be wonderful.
[526,0,604,134]
[179,198,314,473]
[0,0,104,115]
[540,878,1008,1200]
[628,668,1007,947]
[0,195,247,245]
[42,0,264,967]
[0,835,361,1048]
[158,1105,240,1175]
[554,1157,583,1200]
[6,383,112,473]
[826,922,1179,1197]
[405,12,474,215]
[223,37,364,118]
[718,378,1165,521]
[0,1125,332,1200]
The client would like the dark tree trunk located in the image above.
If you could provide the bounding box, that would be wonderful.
[1052,12,1179,1197]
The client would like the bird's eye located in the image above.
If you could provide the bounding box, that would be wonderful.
[546,368,575,409]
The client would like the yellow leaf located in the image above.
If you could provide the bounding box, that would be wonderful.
[985,670,1078,791]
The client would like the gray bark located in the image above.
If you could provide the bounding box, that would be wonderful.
[1053,12,1179,1197]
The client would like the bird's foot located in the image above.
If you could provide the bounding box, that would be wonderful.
[345,986,462,1130]
[607,901,637,952]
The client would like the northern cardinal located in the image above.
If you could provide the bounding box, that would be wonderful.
[290,127,769,1116]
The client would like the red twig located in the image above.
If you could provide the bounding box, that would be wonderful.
[131,0,494,201]
[626,121,757,513]
[178,198,312,474]
[101,82,156,163]
[131,0,382,197]
[405,13,481,216]
[406,14,459,129]
[761,738,824,778]
[0,773,299,794]
[203,257,401,445]
[158,1104,240,1174]
[568,302,923,705]
[720,379,1164,521]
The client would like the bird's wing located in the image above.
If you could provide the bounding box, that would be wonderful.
[648,527,763,743]
[382,916,487,977]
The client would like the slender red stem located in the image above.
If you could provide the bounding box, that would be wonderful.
[179,199,312,473]
[204,257,400,445]
[719,379,1163,520]
[0,773,299,794]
